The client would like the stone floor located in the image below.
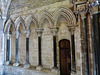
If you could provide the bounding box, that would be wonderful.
[4,65,58,75]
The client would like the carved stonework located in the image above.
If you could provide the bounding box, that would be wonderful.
[16,31,20,39]
[25,30,30,38]
[6,33,10,40]
[77,5,87,19]
[67,25,78,35]
[88,1,99,14]
[50,27,59,36]
[36,28,43,37]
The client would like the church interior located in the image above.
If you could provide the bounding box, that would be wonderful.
[0,0,100,75]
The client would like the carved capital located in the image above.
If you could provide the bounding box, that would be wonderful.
[76,5,87,19]
[88,1,100,14]
[6,33,10,40]
[36,28,43,37]
[67,25,78,35]
[50,27,59,36]
[16,31,20,39]
[25,30,30,38]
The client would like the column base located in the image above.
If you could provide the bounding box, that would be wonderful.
[23,63,30,68]
[52,67,58,73]
[5,61,10,65]
[13,62,19,66]
[36,65,42,71]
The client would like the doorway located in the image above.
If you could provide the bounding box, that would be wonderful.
[59,39,71,75]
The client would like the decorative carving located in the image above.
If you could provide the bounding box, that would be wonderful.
[53,7,76,27]
[16,31,20,39]
[88,1,100,14]
[77,5,87,19]
[36,28,43,37]
[38,11,53,28]
[6,33,10,40]
[25,15,38,30]
[67,25,78,35]
[15,16,25,31]
[50,27,59,36]
[75,1,100,18]
[25,30,30,38]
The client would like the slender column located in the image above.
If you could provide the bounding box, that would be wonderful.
[5,33,10,65]
[36,28,43,70]
[68,25,77,71]
[53,36,57,68]
[50,28,58,69]
[81,14,89,75]
[24,30,30,68]
[92,14,100,75]
[38,36,41,66]
[71,35,76,70]
[26,38,29,63]
[13,31,20,66]
[90,15,96,75]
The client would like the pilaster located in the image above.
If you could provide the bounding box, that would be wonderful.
[23,30,31,68]
[36,28,43,71]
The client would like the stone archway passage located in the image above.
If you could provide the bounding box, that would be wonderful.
[59,39,71,75]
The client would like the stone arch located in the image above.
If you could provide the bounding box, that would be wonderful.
[15,16,26,31]
[25,15,38,30]
[4,18,15,33]
[53,7,76,27]
[38,11,53,28]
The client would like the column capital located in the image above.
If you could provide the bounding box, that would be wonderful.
[25,30,30,38]
[16,31,20,39]
[6,33,10,40]
[50,27,59,36]
[76,4,87,19]
[36,28,43,37]
[67,25,78,35]
[88,1,100,15]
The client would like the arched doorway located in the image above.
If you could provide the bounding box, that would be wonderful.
[59,39,71,75]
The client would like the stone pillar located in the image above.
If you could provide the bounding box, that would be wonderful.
[81,13,89,75]
[51,28,58,68]
[67,25,78,71]
[0,19,6,75]
[5,33,10,65]
[24,30,30,68]
[89,15,96,75]
[92,13,100,75]
[50,27,59,73]
[36,28,43,71]
[13,31,20,66]
[89,2,100,75]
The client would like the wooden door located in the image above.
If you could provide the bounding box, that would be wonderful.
[59,39,71,75]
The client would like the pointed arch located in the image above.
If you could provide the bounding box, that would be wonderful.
[38,11,53,28]
[4,18,15,33]
[15,16,26,31]
[25,15,38,30]
[53,7,76,27]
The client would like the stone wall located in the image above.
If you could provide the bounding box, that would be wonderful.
[9,0,65,12]
[4,0,84,75]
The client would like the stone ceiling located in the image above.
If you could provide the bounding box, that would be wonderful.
[9,0,65,12]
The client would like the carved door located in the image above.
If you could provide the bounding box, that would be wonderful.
[59,39,71,75]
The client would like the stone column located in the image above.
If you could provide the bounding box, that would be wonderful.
[0,19,6,75]
[50,27,59,73]
[81,13,89,75]
[5,33,10,65]
[36,28,43,71]
[91,13,100,75]
[24,30,30,68]
[67,25,78,71]
[51,28,58,68]
[13,31,20,66]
